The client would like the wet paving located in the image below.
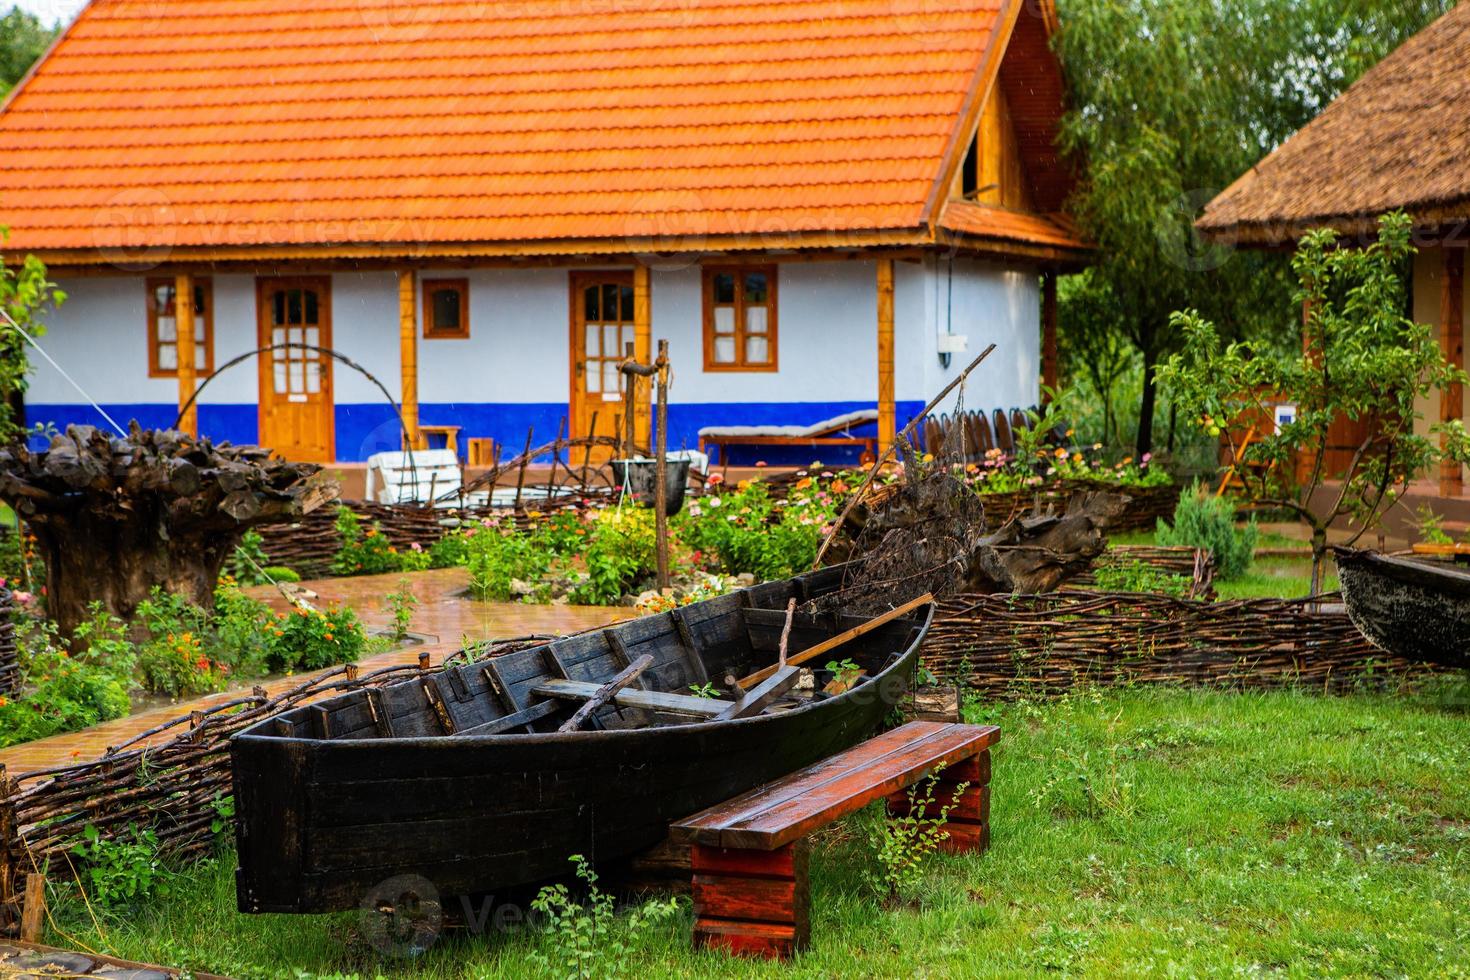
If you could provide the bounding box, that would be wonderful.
[0,569,619,776]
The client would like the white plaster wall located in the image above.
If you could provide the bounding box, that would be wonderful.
[329,271,400,404]
[904,255,1040,416]
[206,274,263,403]
[417,267,570,403]
[29,276,170,405]
[652,260,880,404]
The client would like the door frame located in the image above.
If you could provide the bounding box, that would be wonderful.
[255,275,335,461]
[567,269,635,444]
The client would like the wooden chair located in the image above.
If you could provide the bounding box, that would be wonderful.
[671,720,1000,959]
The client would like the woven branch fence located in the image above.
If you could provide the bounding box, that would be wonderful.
[1070,545,1216,599]
[0,589,15,699]
[922,591,1442,699]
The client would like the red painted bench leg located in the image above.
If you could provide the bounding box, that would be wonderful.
[690,841,809,959]
[886,748,992,855]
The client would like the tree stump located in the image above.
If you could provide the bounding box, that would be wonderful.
[0,424,337,638]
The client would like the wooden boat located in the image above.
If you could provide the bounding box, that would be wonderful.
[1334,547,1470,670]
[230,565,933,914]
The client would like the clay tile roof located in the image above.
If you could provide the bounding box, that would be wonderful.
[0,0,1071,263]
[937,200,1088,257]
[1198,3,1470,246]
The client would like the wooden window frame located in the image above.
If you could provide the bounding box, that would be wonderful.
[146,276,214,378]
[701,265,778,372]
[422,278,470,339]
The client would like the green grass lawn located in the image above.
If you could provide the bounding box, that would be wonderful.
[43,685,1470,978]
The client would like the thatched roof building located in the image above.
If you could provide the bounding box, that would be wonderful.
[1198,3,1470,246]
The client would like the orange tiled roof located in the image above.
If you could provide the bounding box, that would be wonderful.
[0,0,1058,262]
[937,200,1089,252]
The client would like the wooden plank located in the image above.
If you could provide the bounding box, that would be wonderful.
[691,875,799,924]
[398,268,419,447]
[715,666,800,721]
[365,687,394,738]
[175,272,198,437]
[668,609,710,687]
[877,258,896,451]
[19,872,44,942]
[558,654,654,732]
[736,594,931,689]
[451,700,560,738]
[672,722,1000,850]
[532,679,730,718]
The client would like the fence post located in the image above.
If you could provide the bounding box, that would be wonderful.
[0,764,17,938]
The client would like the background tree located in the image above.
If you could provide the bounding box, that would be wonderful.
[0,240,65,439]
[1157,213,1470,595]
[0,6,58,94]
[1053,0,1455,457]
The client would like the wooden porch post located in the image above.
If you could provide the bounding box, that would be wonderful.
[877,259,896,452]
[398,269,420,449]
[174,273,197,437]
[1041,270,1058,400]
[633,264,652,453]
[1441,246,1464,497]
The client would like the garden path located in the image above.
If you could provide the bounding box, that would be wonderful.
[0,568,617,775]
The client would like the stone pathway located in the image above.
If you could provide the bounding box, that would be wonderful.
[0,568,618,776]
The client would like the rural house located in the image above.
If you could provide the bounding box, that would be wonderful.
[1197,2,1470,496]
[0,0,1087,464]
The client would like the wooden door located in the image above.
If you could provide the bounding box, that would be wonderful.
[257,277,334,461]
[569,271,636,461]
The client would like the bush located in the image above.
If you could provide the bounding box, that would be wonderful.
[0,611,133,748]
[1156,483,1257,580]
[465,520,552,601]
[566,506,657,605]
[1092,559,1193,598]
[676,476,839,581]
[331,507,403,576]
[268,603,367,673]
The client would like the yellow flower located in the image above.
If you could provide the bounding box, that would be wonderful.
[1054,448,1068,459]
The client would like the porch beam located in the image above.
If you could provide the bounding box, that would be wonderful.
[1041,270,1058,400]
[398,269,420,449]
[877,259,896,452]
[174,273,197,437]
[633,263,652,453]
[1441,246,1464,497]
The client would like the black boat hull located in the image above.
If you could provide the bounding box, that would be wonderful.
[1335,547,1470,670]
[231,569,930,914]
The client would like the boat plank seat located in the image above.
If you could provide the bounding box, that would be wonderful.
[670,720,999,959]
[532,679,732,718]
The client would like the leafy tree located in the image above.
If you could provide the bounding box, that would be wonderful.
[1053,0,1455,456]
[0,6,58,94]
[1157,213,1470,594]
[0,237,65,440]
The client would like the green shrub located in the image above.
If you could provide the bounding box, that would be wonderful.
[1156,483,1257,580]
[70,824,171,911]
[465,521,551,601]
[268,603,367,673]
[331,507,403,576]
[428,529,471,568]
[566,506,657,605]
[227,529,273,585]
[0,611,133,748]
[262,565,301,583]
[675,478,836,581]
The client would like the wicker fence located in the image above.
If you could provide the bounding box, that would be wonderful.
[922,591,1438,698]
[0,590,15,699]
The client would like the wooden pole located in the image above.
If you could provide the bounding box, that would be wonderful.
[737,593,932,689]
[622,341,637,460]
[18,873,42,942]
[398,270,420,450]
[877,259,897,453]
[1441,246,1464,497]
[654,339,671,590]
[634,264,652,454]
[174,274,197,437]
[1041,270,1059,400]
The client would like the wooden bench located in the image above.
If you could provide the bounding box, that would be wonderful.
[669,720,999,959]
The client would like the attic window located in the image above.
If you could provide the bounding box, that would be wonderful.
[146,277,213,377]
[423,279,469,339]
[961,133,979,199]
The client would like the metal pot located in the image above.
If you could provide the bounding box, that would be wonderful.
[610,458,691,514]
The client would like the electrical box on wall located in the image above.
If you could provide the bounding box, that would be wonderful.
[937,333,969,354]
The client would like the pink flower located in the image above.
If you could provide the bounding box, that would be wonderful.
[706,473,725,486]
[13,591,33,605]
[1142,452,1153,463]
